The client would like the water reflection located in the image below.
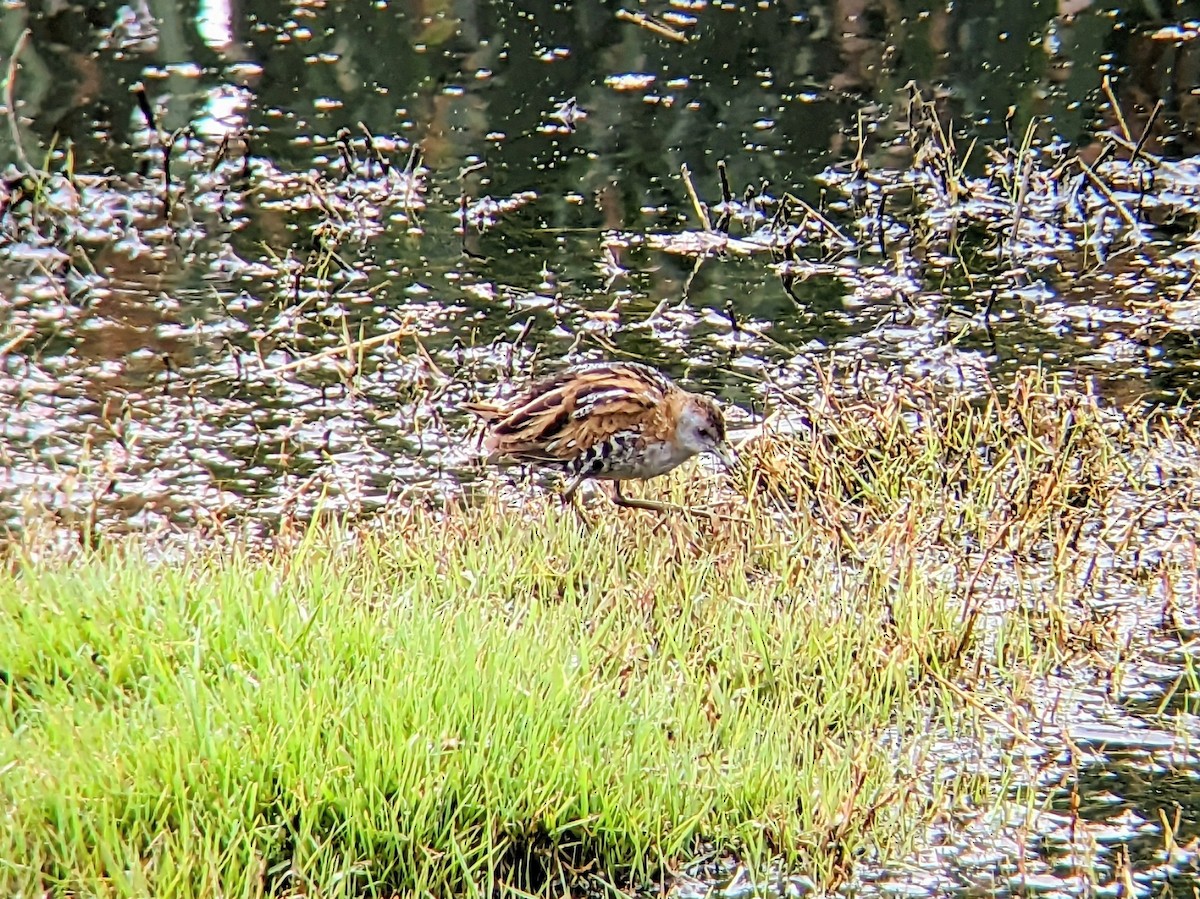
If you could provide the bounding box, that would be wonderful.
[2,0,1198,582]
[4,3,1193,178]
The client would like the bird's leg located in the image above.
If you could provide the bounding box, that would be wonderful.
[610,480,683,514]
[610,481,730,525]
[562,473,585,505]
[561,474,593,528]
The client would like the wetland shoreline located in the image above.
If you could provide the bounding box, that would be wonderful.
[4,373,1197,897]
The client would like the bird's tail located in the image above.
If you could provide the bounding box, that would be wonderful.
[461,400,506,423]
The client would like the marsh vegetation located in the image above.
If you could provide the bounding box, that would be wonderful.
[4,1,1200,897]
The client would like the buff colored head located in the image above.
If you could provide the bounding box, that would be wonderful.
[675,394,737,470]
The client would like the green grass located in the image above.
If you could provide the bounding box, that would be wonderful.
[3,370,1190,898]
[0,489,974,898]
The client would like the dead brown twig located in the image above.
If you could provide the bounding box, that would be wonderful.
[615,9,689,43]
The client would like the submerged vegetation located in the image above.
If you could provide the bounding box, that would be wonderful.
[3,372,1197,897]
[6,77,1200,536]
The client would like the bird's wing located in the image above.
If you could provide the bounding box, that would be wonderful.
[485,363,668,461]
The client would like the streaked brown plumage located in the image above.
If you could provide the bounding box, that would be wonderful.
[464,361,737,511]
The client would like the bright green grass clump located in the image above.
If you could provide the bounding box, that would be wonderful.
[0,496,969,898]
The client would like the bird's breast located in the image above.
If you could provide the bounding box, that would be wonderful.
[605,438,695,481]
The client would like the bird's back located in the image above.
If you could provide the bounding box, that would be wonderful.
[465,362,678,464]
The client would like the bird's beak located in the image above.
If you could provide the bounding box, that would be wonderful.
[712,441,739,472]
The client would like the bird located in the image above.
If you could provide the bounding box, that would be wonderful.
[463,360,737,512]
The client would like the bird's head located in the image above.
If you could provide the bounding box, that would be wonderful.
[676,394,738,470]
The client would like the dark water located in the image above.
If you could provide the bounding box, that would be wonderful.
[4,0,1200,895]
